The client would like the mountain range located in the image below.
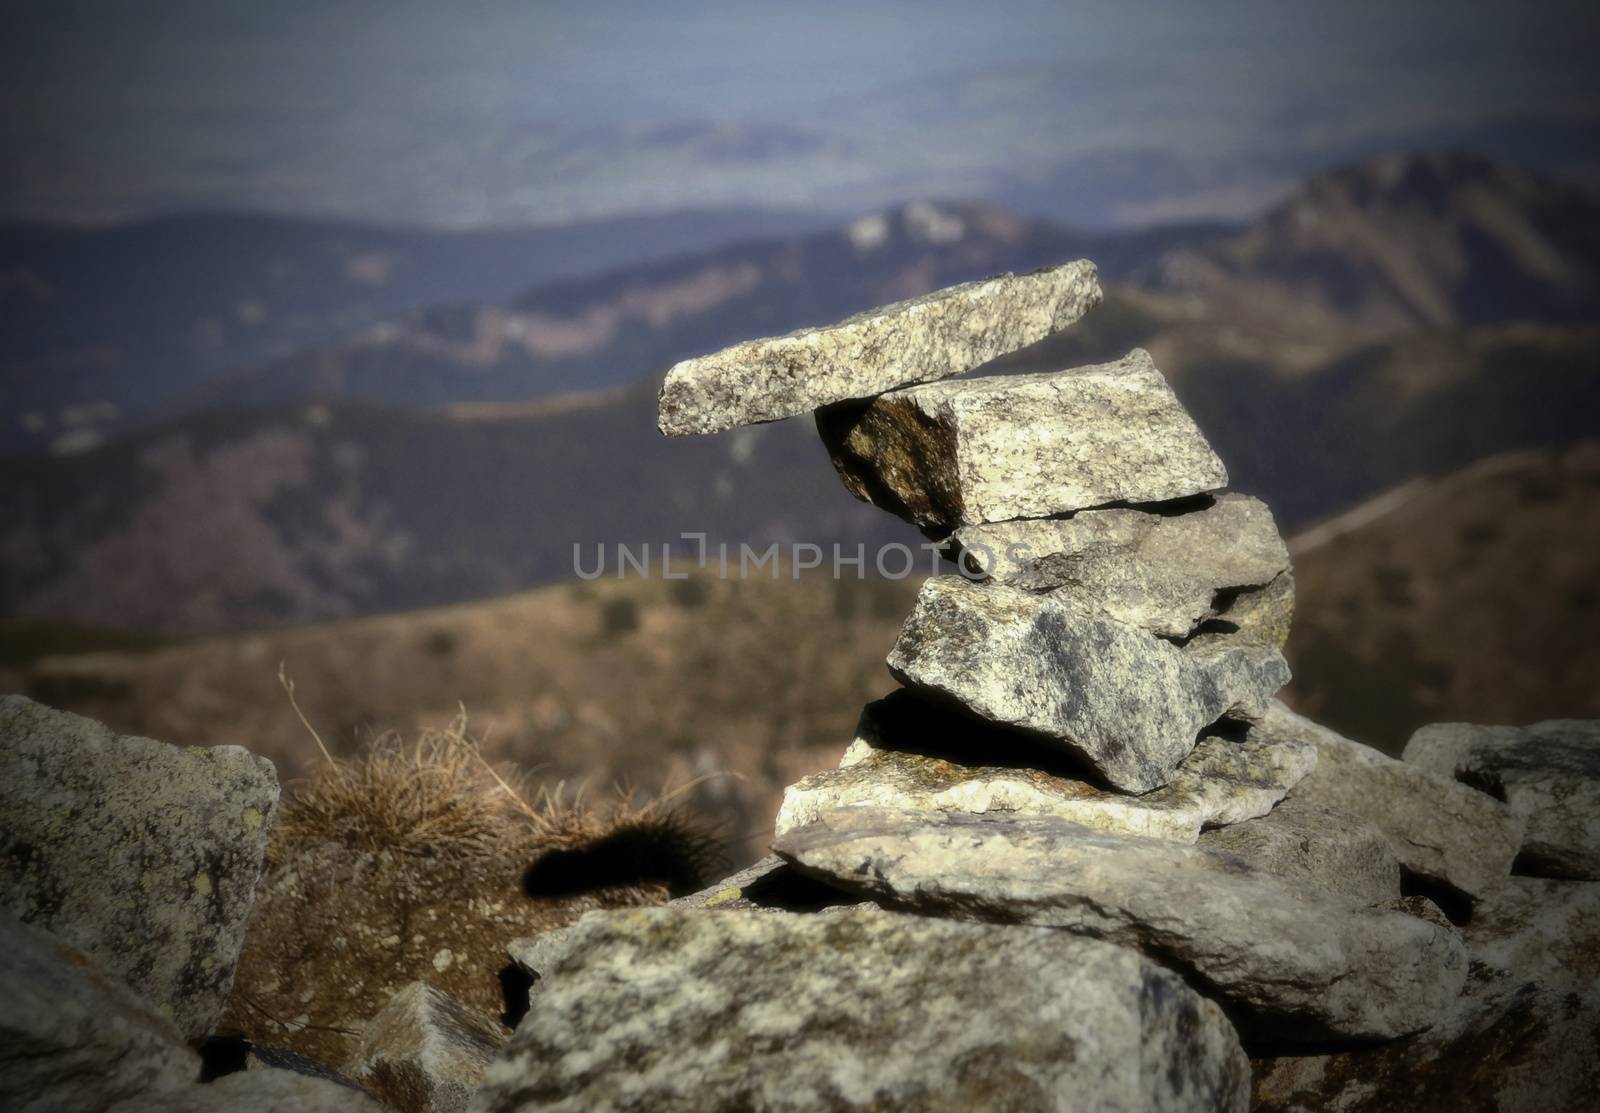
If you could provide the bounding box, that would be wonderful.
[0,206,828,455]
[2,151,1598,639]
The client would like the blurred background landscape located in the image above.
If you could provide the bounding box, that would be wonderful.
[3,0,1599,862]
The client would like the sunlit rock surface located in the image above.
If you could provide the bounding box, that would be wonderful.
[0,695,278,1038]
[775,807,1464,1041]
[951,493,1290,640]
[887,577,1289,792]
[658,260,1100,436]
[775,689,1315,841]
[479,905,1249,1112]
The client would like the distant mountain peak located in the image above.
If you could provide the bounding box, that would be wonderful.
[1148,150,1600,334]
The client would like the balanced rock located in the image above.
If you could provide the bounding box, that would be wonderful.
[818,349,1227,528]
[1274,702,1524,900]
[1,912,200,1113]
[952,493,1292,640]
[658,260,1101,436]
[1403,719,1600,879]
[344,982,506,1113]
[887,577,1290,792]
[774,689,1315,841]
[481,906,1250,1113]
[1198,795,1402,906]
[775,808,1466,1041]
[0,695,279,1038]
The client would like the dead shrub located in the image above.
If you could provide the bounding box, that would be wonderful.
[272,664,725,893]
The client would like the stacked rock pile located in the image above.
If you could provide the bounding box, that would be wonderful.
[5,262,1600,1113]
[648,261,1468,1047]
[470,263,1600,1113]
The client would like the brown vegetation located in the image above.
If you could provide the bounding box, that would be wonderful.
[223,686,723,1066]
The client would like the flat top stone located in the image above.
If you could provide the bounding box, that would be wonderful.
[484,905,1249,1113]
[657,260,1101,436]
[775,807,1466,1042]
[818,348,1227,526]
[774,689,1316,843]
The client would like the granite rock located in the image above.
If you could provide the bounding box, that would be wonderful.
[774,808,1466,1041]
[1403,719,1600,879]
[774,689,1315,842]
[1252,878,1600,1112]
[658,261,1101,436]
[886,577,1290,792]
[951,493,1291,639]
[1198,796,1402,906]
[0,695,279,1038]
[108,1068,389,1112]
[817,348,1227,528]
[1273,702,1524,900]
[667,856,861,914]
[344,982,506,1113]
[479,905,1250,1112]
[1215,568,1296,649]
[1464,876,1600,989]
[0,912,199,1113]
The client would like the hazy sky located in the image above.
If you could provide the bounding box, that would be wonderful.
[4,0,1598,226]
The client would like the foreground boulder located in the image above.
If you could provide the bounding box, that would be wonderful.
[108,1067,388,1112]
[1272,702,1523,900]
[1466,876,1600,986]
[818,349,1227,528]
[1403,719,1600,879]
[658,260,1101,435]
[775,808,1465,1041]
[1,912,199,1113]
[951,493,1291,640]
[344,982,506,1113]
[775,689,1315,841]
[887,577,1289,792]
[1252,878,1600,1112]
[0,695,279,1038]
[1197,796,1402,905]
[479,905,1250,1112]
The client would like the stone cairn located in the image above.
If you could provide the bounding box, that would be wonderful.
[469,262,1536,1113]
[6,264,1600,1113]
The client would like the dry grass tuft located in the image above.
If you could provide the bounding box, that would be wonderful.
[273,664,726,888]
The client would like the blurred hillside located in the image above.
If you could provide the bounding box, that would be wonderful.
[1286,440,1600,747]
[3,152,1598,635]
[7,442,1596,868]
[2,150,1599,829]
